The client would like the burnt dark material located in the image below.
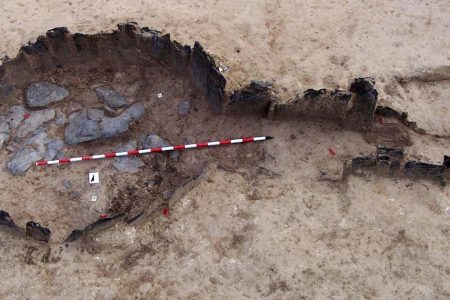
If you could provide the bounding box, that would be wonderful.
[46,27,69,39]
[64,214,124,243]
[229,80,273,115]
[304,88,327,98]
[404,161,444,181]
[377,146,404,161]
[170,41,192,76]
[0,210,16,228]
[26,221,51,242]
[376,106,408,120]
[348,77,378,130]
[150,33,171,62]
[189,42,225,112]
[443,155,449,169]
[351,156,376,170]
[21,36,48,55]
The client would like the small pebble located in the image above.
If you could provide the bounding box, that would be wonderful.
[69,191,80,200]
[62,180,72,190]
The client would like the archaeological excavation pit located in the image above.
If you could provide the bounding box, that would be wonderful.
[0,23,448,245]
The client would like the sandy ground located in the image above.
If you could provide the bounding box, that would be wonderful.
[0,1,450,299]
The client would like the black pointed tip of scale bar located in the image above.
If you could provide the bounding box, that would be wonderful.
[266,136,274,140]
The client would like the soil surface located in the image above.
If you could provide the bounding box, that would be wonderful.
[0,1,449,299]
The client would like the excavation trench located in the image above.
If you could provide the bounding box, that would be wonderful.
[0,23,447,244]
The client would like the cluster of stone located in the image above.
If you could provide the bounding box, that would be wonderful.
[0,79,148,175]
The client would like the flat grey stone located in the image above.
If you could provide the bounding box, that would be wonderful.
[95,87,128,109]
[26,81,69,108]
[178,99,191,115]
[98,111,132,139]
[113,139,144,173]
[69,191,80,200]
[126,102,145,120]
[5,106,27,129]
[139,133,180,160]
[87,108,105,121]
[16,109,55,138]
[62,180,72,190]
[118,139,138,151]
[114,157,145,173]
[24,130,50,154]
[7,147,43,175]
[44,139,65,160]
[65,110,99,144]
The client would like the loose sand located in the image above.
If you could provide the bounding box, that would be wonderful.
[0,1,449,299]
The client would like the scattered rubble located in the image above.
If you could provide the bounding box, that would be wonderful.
[95,86,128,109]
[26,81,69,108]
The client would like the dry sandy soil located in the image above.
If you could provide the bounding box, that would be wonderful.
[0,1,449,299]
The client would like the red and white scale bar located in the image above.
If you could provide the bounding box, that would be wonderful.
[36,136,272,166]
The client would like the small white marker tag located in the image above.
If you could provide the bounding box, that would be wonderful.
[89,172,99,184]
[219,67,223,72]
[157,93,163,98]
[91,195,97,202]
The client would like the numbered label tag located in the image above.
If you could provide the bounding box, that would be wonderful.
[89,172,99,184]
